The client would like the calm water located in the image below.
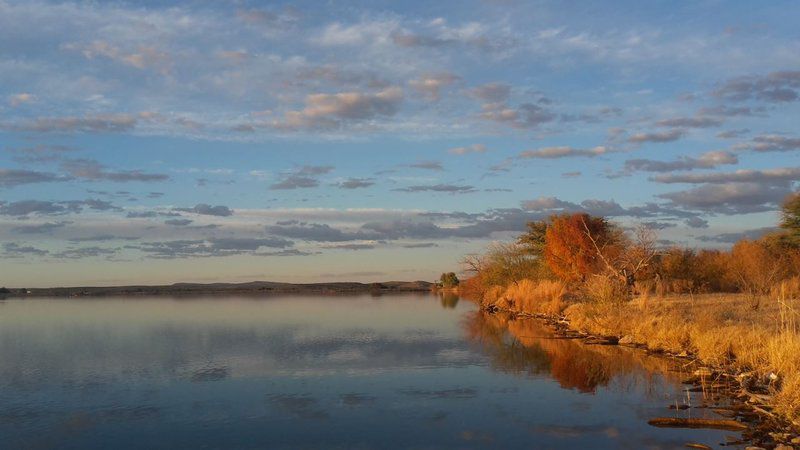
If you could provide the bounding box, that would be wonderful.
[0,294,741,449]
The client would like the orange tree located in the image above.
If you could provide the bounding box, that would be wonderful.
[543,213,622,283]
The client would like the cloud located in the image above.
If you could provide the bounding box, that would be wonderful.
[11,221,71,234]
[322,243,376,251]
[394,184,476,193]
[685,217,709,229]
[520,196,579,211]
[697,227,778,243]
[133,237,293,259]
[335,178,375,189]
[658,182,791,214]
[409,72,459,100]
[3,242,48,257]
[520,195,703,220]
[519,146,608,159]
[174,204,233,217]
[627,129,684,143]
[401,242,438,248]
[65,40,172,74]
[713,70,800,103]
[408,161,444,171]
[480,102,555,129]
[270,166,334,190]
[8,93,34,107]
[52,246,119,259]
[265,221,370,242]
[60,158,169,182]
[655,117,722,128]
[0,200,70,216]
[468,83,511,102]
[0,198,122,216]
[8,145,75,163]
[165,219,193,226]
[716,129,750,139]
[736,134,800,152]
[268,87,404,131]
[0,169,70,187]
[652,167,800,184]
[622,151,738,173]
[448,144,487,155]
[8,114,138,133]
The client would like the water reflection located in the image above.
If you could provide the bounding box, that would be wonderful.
[462,310,679,394]
[439,292,460,309]
[0,295,741,449]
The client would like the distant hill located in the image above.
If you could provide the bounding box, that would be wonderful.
[2,280,434,298]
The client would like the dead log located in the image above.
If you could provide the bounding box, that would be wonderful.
[647,417,748,431]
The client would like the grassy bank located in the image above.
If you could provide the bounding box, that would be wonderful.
[468,278,800,427]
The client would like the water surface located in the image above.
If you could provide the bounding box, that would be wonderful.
[0,294,741,449]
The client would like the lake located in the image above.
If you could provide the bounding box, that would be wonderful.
[0,293,741,449]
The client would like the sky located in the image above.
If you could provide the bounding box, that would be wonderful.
[1,0,800,287]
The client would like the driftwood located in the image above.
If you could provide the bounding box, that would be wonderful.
[647,417,748,431]
[684,443,712,450]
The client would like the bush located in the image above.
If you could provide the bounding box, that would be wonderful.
[583,275,629,305]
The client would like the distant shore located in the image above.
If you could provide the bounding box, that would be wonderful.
[0,280,434,298]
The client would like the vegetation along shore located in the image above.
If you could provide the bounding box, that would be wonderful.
[454,192,800,445]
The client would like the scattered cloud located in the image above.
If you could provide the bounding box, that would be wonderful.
[270,165,334,190]
[519,146,607,159]
[409,72,460,100]
[652,167,800,184]
[713,70,800,103]
[0,169,70,187]
[174,204,233,217]
[394,184,476,193]
[621,151,737,174]
[408,161,444,171]
[335,178,375,189]
[627,129,684,143]
[448,144,487,155]
[60,158,169,182]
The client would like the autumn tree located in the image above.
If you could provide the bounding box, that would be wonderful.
[543,213,622,283]
[729,239,788,308]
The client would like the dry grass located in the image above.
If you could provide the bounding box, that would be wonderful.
[482,279,566,315]
[471,275,800,423]
[563,286,800,424]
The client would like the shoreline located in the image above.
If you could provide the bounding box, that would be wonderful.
[0,280,434,298]
[477,301,800,448]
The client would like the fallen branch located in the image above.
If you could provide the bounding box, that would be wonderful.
[647,417,748,431]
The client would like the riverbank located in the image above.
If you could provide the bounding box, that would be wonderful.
[467,288,800,448]
[0,280,434,298]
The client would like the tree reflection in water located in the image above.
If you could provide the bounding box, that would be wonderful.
[439,292,460,309]
[462,310,682,395]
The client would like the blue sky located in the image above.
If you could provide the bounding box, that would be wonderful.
[2,0,800,287]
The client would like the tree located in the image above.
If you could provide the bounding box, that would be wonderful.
[517,220,548,256]
[729,239,787,309]
[780,191,800,247]
[543,213,621,283]
[439,272,460,288]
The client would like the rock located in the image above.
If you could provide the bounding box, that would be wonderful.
[792,437,800,444]
[774,445,793,450]
[745,447,766,450]
[619,335,635,345]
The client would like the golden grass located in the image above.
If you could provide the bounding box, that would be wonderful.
[563,288,800,424]
[482,279,566,315]
[474,276,800,423]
